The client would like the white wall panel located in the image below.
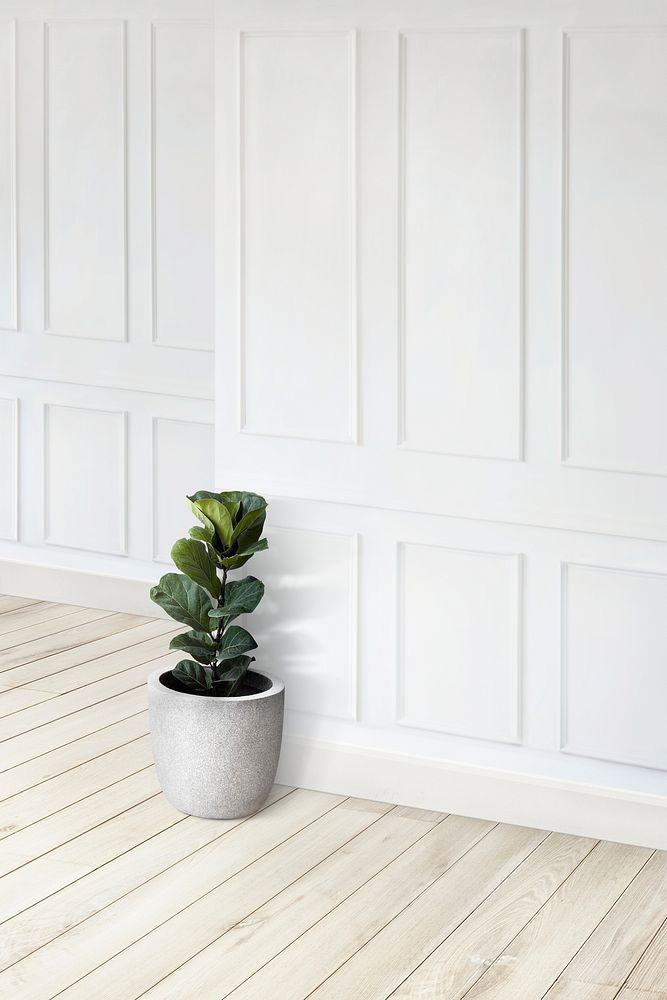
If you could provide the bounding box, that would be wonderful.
[400,30,524,459]
[240,31,356,442]
[45,20,126,340]
[153,417,214,561]
[151,21,213,350]
[0,397,18,540]
[565,31,667,475]
[398,542,521,743]
[249,527,358,720]
[44,403,127,554]
[563,563,667,770]
[0,20,16,330]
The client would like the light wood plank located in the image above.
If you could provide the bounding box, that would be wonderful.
[0,655,171,742]
[390,831,596,1000]
[625,914,667,993]
[0,711,148,801]
[58,798,405,999]
[224,813,496,1000]
[0,684,56,718]
[24,632,179,694]
[0,597,40,614]
[0,607,113,651]
[541,983,618,1000]
[461,840,651,1000]
[0,789,343,999]
[0,602,84,635]
[308,822,547,1000]
[142,807,445,1000]
[0,786,292,969]
[0,613,152,672]
[619,989,667,1000]
[0,766,159,878]
[0,619,178,689]
[0,686,146,773]
[551,850,667,993]
[0,734,152,838]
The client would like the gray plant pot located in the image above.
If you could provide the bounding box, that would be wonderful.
[147,667,285,819]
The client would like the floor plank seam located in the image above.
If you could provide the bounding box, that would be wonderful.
[0,682,149,744]
[0,788,299,974]
[0,710,149,799]
[223,811,468,1000]
[535,848,658,1000]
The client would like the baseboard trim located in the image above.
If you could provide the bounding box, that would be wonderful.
[277,735,667,850]
[0,558,167,618]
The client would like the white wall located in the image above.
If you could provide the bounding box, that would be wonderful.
[216,0,667,847]
[0,0,214,609]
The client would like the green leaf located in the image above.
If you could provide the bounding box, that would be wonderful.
[208,576,264,622]
[237,537,269,557]
[172,659,212,692]
[188,490,226,503]
[186,498,218,545]
[169,630,215,664]
[196,498,234,548]
[231,506,265,545]
[217,625,257,662]
[171,538,221,598]
[214,654,254,695]
[189,524,214,545]
[219,552,254,571]
[224,500,241,524]
[150,573,213,631]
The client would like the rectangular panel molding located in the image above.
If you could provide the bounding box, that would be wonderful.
[397,541,522,744]
[44,19,127,340]
[399,29,524,460]
[563,29,667,475]
[0,19,16,330]
[239,30,357,443]
[250,526,358,721]
[0,396,18,540]
[152,417,214,561]
[44,403,127,554]
[562,562,667,771]
[151,20,214,351]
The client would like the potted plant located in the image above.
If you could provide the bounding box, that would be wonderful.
[147,489,284,819]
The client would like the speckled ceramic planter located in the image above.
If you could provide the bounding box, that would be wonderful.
[147,667,285,819]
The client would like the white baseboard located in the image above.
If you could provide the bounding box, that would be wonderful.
[0,558,168,619]
[277,735,667,850]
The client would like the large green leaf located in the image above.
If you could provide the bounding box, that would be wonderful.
[171,538,221,598]
[196,498,234,548]
[208,576,264,623]
[169,630,215,664]
[231,506,265,547]
[189,524,214,545]
[214,654,254,695]
[186,498,218,546]
[217,625,257,661]
[150,573,213,631]
[236,537,269,557]
[172,659,212,693]
[219,552,254,570]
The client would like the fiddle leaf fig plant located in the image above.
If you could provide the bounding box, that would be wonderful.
[150,490,268,696]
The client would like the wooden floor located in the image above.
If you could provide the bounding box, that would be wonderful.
[0,597,666,1000]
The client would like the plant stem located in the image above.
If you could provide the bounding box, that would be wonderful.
[211,567,228,693]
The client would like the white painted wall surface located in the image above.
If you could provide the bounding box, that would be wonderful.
[216,0,667,845]
[0,0,214,603]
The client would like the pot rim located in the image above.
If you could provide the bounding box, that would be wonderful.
[147,666,284,702]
